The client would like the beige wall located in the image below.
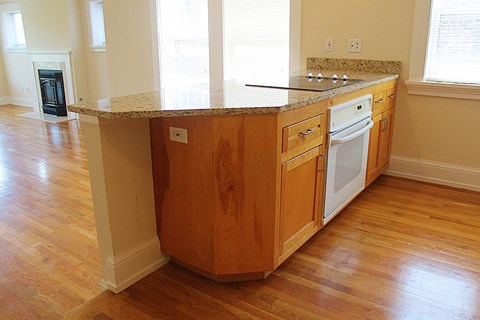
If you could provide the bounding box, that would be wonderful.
[2,52,32,104]
[78,0,109,100]
[0,50,10,98]
[21,0,71,51]
[103,0,158,97]
[301,0,480,171]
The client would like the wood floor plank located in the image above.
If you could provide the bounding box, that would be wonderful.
[0,105,102,319]
[67,172,480,320]
[4,105,479,320]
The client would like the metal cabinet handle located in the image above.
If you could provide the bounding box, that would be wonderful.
[388,93,396,99]
[381,118,388,131]
[375,98,384,104]
[299,128,315,137]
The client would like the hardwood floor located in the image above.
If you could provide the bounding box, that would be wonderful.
[0,105,102,319]
[3,105,478,320]
[68,174,480,318]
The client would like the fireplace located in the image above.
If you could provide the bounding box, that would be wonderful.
[38,69,67,116]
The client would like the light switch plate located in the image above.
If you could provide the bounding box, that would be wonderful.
[325,38,334,52]
[169,126,188,144]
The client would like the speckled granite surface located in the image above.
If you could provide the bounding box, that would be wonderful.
[69,60,400,119]
[307,58,402,74]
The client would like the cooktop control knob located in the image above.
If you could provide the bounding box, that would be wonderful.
[342,75,349,81]
[331,74,338,80]
[317,73,324,79]
[306,72,314,79]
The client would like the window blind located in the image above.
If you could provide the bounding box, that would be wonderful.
[158,0,210,89]
[425,0,480,84]
[223,0,290,83]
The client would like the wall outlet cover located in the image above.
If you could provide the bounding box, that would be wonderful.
[169,126,188,144]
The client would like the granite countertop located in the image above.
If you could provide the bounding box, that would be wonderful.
[68,59,401,120]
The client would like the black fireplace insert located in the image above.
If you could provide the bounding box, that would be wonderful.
[38,69,67,116]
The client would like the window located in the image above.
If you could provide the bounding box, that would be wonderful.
[89,0,106,48]
[405,0,480,100]
[223,0,290,83]
[1,10,26,49]
[425,0,480,84]
[158,0,210,89]
[157,0,297,90]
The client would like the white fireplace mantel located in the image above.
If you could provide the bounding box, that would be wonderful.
[28,51,77,116]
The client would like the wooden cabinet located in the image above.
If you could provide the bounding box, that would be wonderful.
[279,145,325,264]
[366,80,397,187]
[150,101,328,282]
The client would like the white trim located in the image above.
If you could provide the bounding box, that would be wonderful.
[2,47,26,53]
[385,156,480,192]
[9,96,35,107]
[289,0,302,73]
[405,80,480,100]
[99,237,169,293]
[408,0,432,82]
[149,0,160,91]
[89,46,106,53]
[28,51,77,113]
[0,96,10,105]
[406,0,480,101]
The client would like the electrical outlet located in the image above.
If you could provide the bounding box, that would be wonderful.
[325,38,334,52]
[169,126,188,144]
[348,39,362,53]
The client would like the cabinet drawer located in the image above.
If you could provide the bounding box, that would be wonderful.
[282,115,324,154]
[386,87,396,110]
[372,92,386,117]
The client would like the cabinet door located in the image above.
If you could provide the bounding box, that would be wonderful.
[366,114,382,182]
[279,146,325,261]
[378,108,395,168]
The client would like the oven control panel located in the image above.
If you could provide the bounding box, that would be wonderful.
[328,95,372,132]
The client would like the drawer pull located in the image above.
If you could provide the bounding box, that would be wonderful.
[388,94,396,99]
[375,98,384,104]
[299,128,315,137]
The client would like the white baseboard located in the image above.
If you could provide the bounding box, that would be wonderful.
[0,97,10,105]
[385,156,480,192]
[9,96,35,107]
[100,237,170,293]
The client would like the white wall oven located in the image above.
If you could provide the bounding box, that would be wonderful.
[324,95,373,224]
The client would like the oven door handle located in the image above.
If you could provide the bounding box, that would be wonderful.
[330,119,374,146]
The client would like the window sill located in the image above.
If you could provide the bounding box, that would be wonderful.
[405,80,480,101]
[90,46,106,53]
[2,47,27,53]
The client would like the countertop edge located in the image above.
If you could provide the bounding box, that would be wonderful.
[69,74,399,120]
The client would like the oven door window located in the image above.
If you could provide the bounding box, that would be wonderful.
[324,119,371,220]
[333,135,363,193]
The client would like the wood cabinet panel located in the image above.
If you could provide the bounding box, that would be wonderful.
[279,145,325,263]
[365,81,397,188]
[386,88,397,110]
[282,115,323,153]
[372,91,386,117]
[366,114,382,180]
[377,108,395,167]
[212,114,279,274]
[151,117,217,272]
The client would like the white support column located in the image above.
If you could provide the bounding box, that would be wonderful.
[81,115,169,293]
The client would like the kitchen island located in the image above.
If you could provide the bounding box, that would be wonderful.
[69,58,400,291]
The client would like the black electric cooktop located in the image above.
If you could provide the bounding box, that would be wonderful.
[245,75,364,92]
